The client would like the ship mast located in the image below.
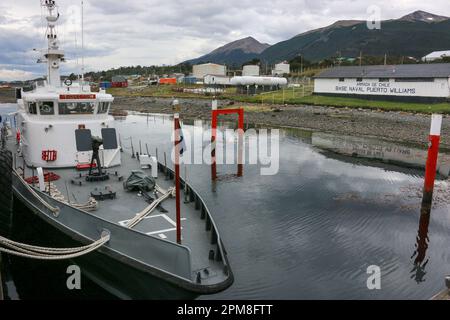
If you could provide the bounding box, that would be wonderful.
[39,0,65,87]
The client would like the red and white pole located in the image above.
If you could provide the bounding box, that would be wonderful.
[211,101,218,181]
[174,114,182,244]
[422,114,442,206]
[237,108,244,177]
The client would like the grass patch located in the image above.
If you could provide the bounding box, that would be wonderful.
[286,95,450,113]
[233,87,450,114]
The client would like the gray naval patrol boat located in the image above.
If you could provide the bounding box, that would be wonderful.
[0,0,232,299]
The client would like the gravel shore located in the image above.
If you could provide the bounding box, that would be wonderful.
[112,96,450,149]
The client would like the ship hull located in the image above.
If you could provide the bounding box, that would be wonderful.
[8,197,197,299]
[8,170,232,299]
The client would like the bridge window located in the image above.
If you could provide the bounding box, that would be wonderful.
[28,102,37,114]
[59,102,95,115]
[97,102,110,114]
[39,101,55,115]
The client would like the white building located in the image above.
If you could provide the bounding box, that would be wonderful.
[272,62,290,76]
[422,51,450,62]
[193,63,226,80]
[243,65,260,76]
[204,74,231,86]
[314,64,450,102]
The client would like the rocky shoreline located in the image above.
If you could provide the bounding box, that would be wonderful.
[112,96,450,149]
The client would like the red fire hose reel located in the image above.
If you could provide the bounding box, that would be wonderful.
[42,150,57,162]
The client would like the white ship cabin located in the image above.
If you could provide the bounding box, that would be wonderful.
[14,0,121,170]
[16,81,121,169]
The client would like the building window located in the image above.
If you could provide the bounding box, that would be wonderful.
[379,78,390,82]
[356,78,363,82]
[97,102,110,114]
[339,78,345,82]
[38,101,55,115]
[395,78,434,82]
[28,102,37,115]
[59,102,95,115]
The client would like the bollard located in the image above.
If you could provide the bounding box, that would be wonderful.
[37,167,45,192]
[150,156,158,178]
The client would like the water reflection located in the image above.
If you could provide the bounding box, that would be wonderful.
[312,132,450,177]
[410,199,431,283]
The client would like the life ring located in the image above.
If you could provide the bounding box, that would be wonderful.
[41,104,51,114]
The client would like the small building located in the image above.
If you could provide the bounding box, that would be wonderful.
[180,76,197,85]
[243,65,260,76]
[272,62,290,76]
[99,81,112,89]
[171,73,185,80]
[314,64,450,102]
[204,74,231,86]
[158,78,177,85]
[193,63,226,80]
[422,50,450,62]
[111,75,128,88]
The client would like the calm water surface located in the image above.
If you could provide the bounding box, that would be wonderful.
[1,104,449,299]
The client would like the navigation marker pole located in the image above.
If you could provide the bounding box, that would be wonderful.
[422,114,442,207]
[174,114,182,244]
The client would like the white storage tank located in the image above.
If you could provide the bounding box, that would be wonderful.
[272,62,290,76]
[242,65,260,76]
[193,63,226,80]
[230,76,288,86]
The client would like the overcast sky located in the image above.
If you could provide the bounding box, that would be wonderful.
[1,0,450,81]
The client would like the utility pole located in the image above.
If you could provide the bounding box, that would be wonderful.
[384,53,387,66]
[359,51,362,67]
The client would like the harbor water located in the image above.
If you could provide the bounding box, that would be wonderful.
[1,104,450,299]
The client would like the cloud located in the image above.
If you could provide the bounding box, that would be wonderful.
[1,0,450,80]
[0,68,35,81]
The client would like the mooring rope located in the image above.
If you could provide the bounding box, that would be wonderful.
[45,183,98,212]
[126,185,175,229]
[15,171,60,216]
[0,233,110,260]
[16,171,98,214]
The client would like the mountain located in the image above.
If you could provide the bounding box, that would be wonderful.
[398,10,449,23]
[259,10,450,63]
[185,36,270,66]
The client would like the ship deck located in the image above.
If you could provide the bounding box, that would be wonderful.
[14,147,228,287]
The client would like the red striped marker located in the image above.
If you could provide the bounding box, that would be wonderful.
[174,114,182,244]
[422,114,442,205]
